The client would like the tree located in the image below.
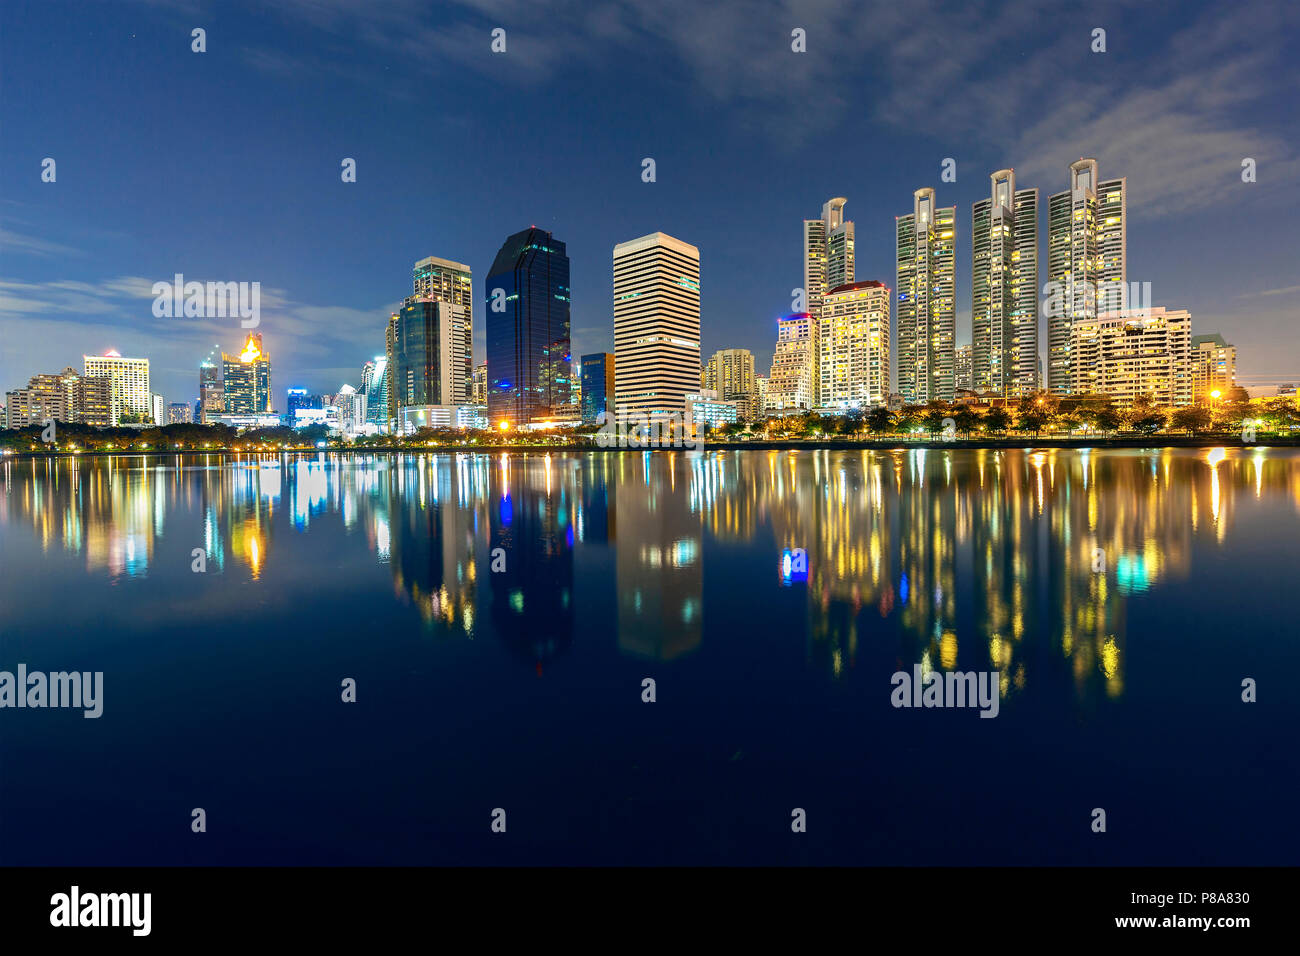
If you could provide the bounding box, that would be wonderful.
[1092,408,1122,433]
[984,407,1011,435]
[866,407,895,435]
[922,405,950,436]
[1171,406,1211,435]
[953,406,979,436]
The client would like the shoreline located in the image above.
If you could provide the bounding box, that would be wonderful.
[6,435,1299,458]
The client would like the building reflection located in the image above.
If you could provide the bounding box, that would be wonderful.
[4,447,1299,699]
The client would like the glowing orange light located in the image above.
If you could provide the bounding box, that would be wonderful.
[239,335,263,363]
[498,420,510,431]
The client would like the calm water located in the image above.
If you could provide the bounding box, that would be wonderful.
[1,448,1296,865]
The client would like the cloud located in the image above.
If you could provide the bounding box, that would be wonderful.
[0,228,83,259]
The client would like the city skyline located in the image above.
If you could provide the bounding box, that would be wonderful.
[2,0,1297,409]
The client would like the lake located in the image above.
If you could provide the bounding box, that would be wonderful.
[1,448,1296,865]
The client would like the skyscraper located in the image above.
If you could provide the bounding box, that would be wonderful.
[221,333,272,413]
[954,344,974,393]
[486,228,571,426]
[384,311,399,426]
[767,313,818,411]
[199,361,222,423]
[1047,158,1127,394]
[972,169,1039,397]
[612,232,700,421]
[896,188,956,403]
[4,367,110,428]
[804,198,855,322]
[471,363,487,406]
[411,255,474,311]
[393,299,472,408]
[580,352,615,424]
[819,281,891,409]
[84,350,151,424]
[704,348,758,420]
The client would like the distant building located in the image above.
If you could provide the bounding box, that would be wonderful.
[199,361,223,424]
[286,389,323,421]
[704,348,759,419]
[332,384,367,433]
[400,404,488,433]
[361,356,389,427]
[472,363,487,406]
[5,367,111,428]
[487,228,570,426]
[150,393,165,425]
[972,169,1039,396]
[1073,307,1192,407]
[897,188,956,403]
[804,197,855,325]
[685,390,739,432]
[1047,159,1127,394]
[394,298,472,410]
[955,344,974,393]
[613,232,700,421]
[819,281,891,409]
[1190,333,1237,403]
[754,375,769,416]
[580,352,615,424]
[167,402,193,424]
[84,350,151,424]
[767,313,817,411]
[222,334,272,414]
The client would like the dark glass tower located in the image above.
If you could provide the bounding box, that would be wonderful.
[486,227,571,426]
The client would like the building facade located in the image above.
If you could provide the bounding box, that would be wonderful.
[199,361,223,424]
[767,313,818,411]
[819,281,891,409]
[1071,307,1191,407]
[1047,159,1127,394]
[804,197,854,325]
[972,169,1039,397]
[613,232,701,421]
[580,352,616,425]
[84,351,151,424]
[221,334,272,414]
[394,299,473,409]
[1190,333,1237,403]
[896,188,956,403]
[704,348,758,420]
[5,367,112,428]
[486,228,571,426]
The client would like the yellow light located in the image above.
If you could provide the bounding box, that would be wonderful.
[498,420,510,431]
[1210,389,1221,399]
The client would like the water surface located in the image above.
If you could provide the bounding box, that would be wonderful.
[1,448,1295,865]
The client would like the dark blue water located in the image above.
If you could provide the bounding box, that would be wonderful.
[1,448,1296,865]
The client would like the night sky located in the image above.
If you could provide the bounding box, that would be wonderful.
[2,0,1297,406]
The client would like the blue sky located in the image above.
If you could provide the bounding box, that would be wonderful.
[2,0,1298,405]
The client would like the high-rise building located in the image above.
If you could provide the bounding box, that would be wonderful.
[613,232,701,421]
[286,388,323,421]
[972,169,1039,396]
[580,352,615,424]
[704,348,758,419]
[754,375,769,417]
[362,356,389,425]
[393,298,473,409]
[221,333,272,413]
[767,313,818,411]
[150,393,165,426]
[804,198,855,323]
[486,228,571,426]
[384,311,400,426]
[167,402,192,424]
[83,351,151,425]
[1047,158,1127,394]
[4,367,111,428]
[199,361,223,424]
[819,281,891,409]
[471,363,487,406]
[1190,334,1237,403]
[1072,307,1191,407]
[955,344,974,392]
[411,255,474,312]
[896,188,956,403]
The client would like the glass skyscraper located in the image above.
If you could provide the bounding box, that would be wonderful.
[486,227,571,426]
[580,352,615,424]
